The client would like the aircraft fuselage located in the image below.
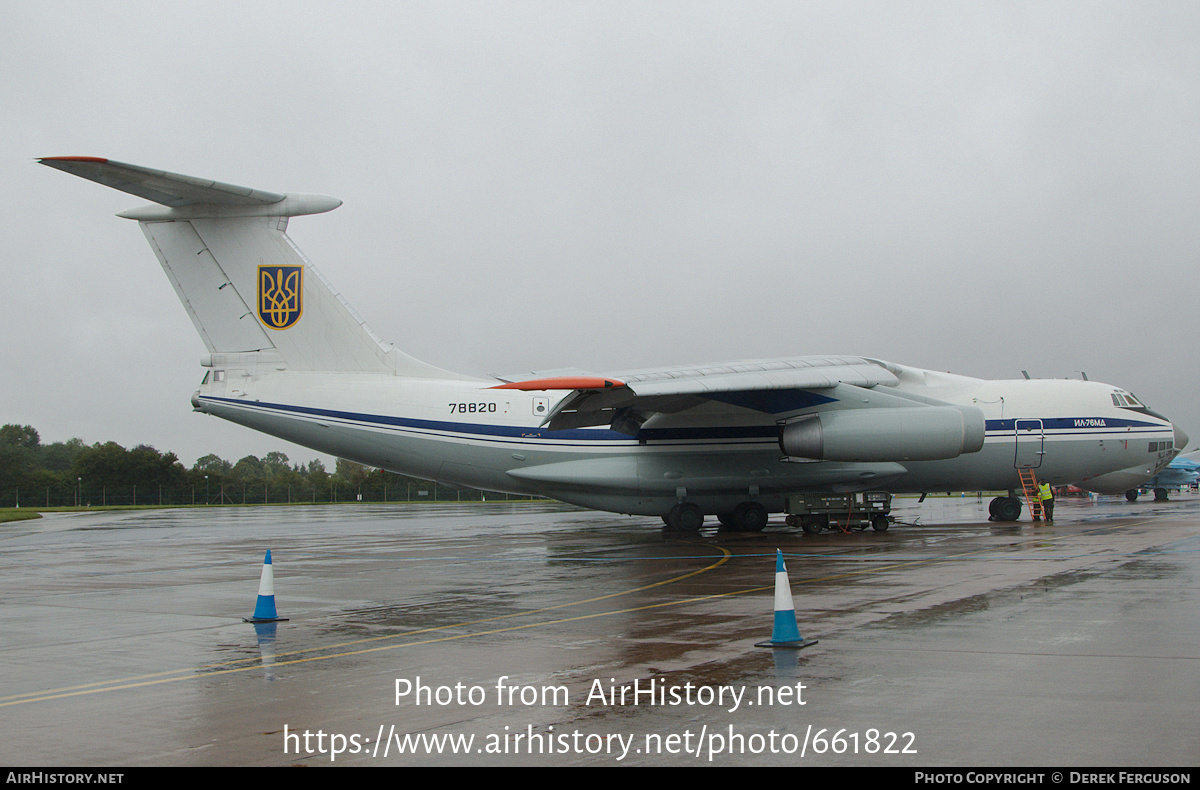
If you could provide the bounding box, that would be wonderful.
[194,366,1178,517]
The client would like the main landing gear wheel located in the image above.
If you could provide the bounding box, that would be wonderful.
[732,501,769,532]
[989,496,1022,522]
[664,503,703,532]
[1125,489,1139,502]
[1154,487,1169,501]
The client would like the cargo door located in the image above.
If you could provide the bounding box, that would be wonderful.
[1014,419,1044,469]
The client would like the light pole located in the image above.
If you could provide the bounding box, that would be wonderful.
[205,475,209,505]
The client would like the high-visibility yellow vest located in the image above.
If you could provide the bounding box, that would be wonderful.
[1039,483,1053,501]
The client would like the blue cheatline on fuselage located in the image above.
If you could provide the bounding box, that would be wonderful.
[199,395,781,445]
[985,417,1165,433]
[200,395,1167,448]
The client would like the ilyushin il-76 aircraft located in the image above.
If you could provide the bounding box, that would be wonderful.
[41,157,1187,532]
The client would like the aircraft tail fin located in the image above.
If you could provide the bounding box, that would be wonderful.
[39,157,466,379]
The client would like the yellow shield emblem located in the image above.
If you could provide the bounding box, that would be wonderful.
[258,265,303,330]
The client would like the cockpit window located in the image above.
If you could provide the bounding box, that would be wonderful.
[1112,392,1145,408]
[1113,391,1168,421]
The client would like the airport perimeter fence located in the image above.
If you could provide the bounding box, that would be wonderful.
[2,483,539,509]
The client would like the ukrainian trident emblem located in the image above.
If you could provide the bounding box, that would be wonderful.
[258,265,303,329]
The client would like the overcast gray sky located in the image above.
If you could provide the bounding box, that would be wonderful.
[2,2,1197,468]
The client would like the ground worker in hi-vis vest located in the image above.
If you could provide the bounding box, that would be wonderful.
[1038,482,1055,522]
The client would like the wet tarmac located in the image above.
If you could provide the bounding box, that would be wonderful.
[1,493,1197,766]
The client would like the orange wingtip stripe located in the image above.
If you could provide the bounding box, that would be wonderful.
[490,377,627,391]
[38,156,110,163]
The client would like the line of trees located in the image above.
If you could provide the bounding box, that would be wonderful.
[0,424,505,508]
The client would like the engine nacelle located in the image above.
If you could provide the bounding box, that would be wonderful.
[779,406,986,462]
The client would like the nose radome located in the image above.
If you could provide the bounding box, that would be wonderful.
[1174,423,1189,452]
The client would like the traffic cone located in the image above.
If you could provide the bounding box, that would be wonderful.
[243,550,288,623]
[755,549,817,649]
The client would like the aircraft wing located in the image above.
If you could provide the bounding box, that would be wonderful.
[615,355,898,394]
[496,355,901,432]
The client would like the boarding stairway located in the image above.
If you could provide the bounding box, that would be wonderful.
[1018,468,1043,521]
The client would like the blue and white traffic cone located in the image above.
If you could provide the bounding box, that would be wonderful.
[755,549,817,649]
[243,550,289,623]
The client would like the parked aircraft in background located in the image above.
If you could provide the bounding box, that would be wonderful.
[41,157,1187,530]
[1126,451,1200,501]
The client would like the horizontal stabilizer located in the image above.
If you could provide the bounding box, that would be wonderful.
[38,157,340,219]
[39,157,286,207]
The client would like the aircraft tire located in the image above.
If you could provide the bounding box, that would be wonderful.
[995,497,1022,522]
[733,502,768,532]
[988,496,1005,518]
[1154,488,1169,501]
[716,511,739,531]
[1126,489,1139,502]
[666,503,703,532]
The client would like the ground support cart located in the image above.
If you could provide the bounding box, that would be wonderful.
[784,491,893,534]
